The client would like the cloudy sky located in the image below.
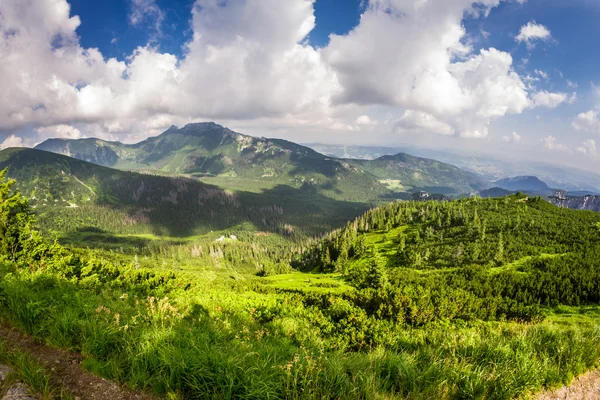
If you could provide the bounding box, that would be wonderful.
[1,0,599,168]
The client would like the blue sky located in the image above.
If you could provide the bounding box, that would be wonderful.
[1,0,600,170]
[68,0,598,86]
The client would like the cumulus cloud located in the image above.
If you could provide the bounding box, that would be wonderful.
[0,0,335,139]
[542,135,569,152]
[532,91,576,108]
[0,135,23,149]
[577,139,597,157]
[37,124,83,140]
[355,115,373,125]
[394,110,455,136]
[516,21,552,49]
[324,0,562,139]
[0,0,577,144]
[502,132,522,143]
[573,109,600,133]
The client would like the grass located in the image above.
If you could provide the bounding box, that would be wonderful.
[379,179,406,191]
[1,255,599,399]
[0,339,73,400]
[262,272,354,294]
[491,253,564,274]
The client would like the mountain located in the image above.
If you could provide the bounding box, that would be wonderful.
[304,143,600,193]
[351,153,488,194]
[35,122,485,197]
[493,176,549,192]
[0,148,369,238]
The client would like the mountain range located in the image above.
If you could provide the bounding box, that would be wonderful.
[35,122,487,199]
[306,143,600,192]
[1,121,600,245]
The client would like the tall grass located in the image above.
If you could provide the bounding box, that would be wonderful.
[1,261,599,399]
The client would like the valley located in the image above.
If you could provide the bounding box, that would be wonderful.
[1,124,600,399]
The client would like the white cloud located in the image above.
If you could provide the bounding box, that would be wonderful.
[577,139,597,157]
[516,21,552,49]
[573,109,600,133]
[0,135,23,149]
[567,80,578,89]
[542,135,569,152]
[36,124,83,139]
[502,131,522,143]
[394,110,455,136]
[129,0,164,33]
[532,91,576,108]
[324,1,535,139]
[0,0,578,145]
[535,69,549,80]
[355,115,373,125]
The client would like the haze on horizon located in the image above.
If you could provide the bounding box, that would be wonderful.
[1,0,600,171]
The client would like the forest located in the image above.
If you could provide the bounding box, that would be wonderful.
[1,169,600,399]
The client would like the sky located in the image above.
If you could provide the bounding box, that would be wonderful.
[1,0,600,170]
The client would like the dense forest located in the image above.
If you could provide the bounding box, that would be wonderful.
[1,170,600,399]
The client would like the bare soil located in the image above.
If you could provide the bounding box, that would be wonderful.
[0,324,157,400]
[537,370,600,400]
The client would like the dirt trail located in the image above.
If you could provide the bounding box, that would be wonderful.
[537,370,600,400]
[0,324,157,400]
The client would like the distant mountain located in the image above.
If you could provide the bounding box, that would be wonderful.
[35,122,485,197]
[0,148,368,238]
[351,153,488,194]
[493,176,549,192]
[304,143,600,193]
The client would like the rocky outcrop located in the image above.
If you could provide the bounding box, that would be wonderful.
[562,195,600,212]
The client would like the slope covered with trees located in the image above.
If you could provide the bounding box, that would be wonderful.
[0,148,368,239]
[296,194,600,323]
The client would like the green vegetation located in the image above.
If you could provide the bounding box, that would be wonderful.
[0,148,368,240]
[35,122,486,197]
[1,170,600,399]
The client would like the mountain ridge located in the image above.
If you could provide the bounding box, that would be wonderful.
[35,122,486,197]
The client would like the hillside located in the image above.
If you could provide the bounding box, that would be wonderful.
[351,153,488,194]
[35,122,485,197]
[0,148,369,239]
[2,180,600,399]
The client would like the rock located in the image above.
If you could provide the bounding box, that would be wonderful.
[2,383,36,400]
[0,365,12,382]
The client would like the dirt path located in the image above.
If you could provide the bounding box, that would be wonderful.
[537,370,600,400]
[0,324,157,400]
